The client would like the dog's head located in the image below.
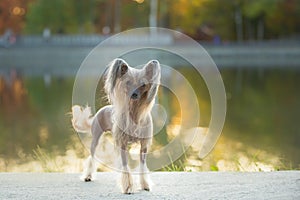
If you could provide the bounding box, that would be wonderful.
[104,58,160,116]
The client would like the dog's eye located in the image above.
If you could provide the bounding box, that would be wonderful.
[141,83,146,88]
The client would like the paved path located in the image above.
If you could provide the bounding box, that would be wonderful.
[0,172,299,199]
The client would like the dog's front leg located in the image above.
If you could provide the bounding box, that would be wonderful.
[120,144,133,194]
[140,141,151,191]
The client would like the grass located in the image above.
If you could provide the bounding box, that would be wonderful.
[162,159,187,172]
[18,138,300,173]
[32,145,63,172]
[161,146,192,172]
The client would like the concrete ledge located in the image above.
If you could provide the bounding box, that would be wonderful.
[1,44,300,77]
[0,172,299,199]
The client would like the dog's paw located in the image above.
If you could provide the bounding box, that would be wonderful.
[121,172,134,194]
[140,178,150,191]
[124,188,133,195]
[142,185,150,191]
[84,175,92,182]
[140,174,152,191]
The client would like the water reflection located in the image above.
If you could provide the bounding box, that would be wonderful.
[0,71,81,172]
[0,68,299,172]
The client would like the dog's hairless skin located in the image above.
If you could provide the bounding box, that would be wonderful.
[90,106,112,157]
[90,105,151,165]
[72,59,160,194]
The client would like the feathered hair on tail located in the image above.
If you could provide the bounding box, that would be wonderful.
[71,105,94,133]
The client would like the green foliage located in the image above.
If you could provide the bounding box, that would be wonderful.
[167,0,300,40]
[242,0,278,19]
[210,165,219,171]
[162,160,186,172]
[25,0,96,34]
[265,0,300,36]
[23,0,300,39]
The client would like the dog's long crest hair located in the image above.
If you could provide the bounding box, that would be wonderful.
[104,59,160,145]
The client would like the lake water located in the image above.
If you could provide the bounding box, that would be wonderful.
[0,68,299,172]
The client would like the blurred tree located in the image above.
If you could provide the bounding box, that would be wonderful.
[25,0,96,34]
[25,0,150,34]
[242,0,300,40]
[243,0,279,40]
[122,0,149,29]
[0,0,31,34]
[7,0,300,39]
[167,0,300,41]
[168,0,203,34]
[265,0,300,38]
[168,0,236,41]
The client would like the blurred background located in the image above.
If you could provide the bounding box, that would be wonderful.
[0,0,299,172]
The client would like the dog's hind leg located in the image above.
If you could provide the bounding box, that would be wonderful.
[139,140,151,191]
[81,106,113,182]
[82,120,102,182]
[82,155,96,181]
[120,144,133,194]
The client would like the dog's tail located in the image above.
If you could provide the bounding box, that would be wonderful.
[71,105,94,133]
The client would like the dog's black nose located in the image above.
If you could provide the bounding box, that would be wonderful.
[151,60,158,64]
[131,92,138,100]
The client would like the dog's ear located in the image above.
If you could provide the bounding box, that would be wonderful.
[145,60,161,83]
[120,63,128,76]
[113,59,128,79]
[144,60,161,103]
[104,59,128,97]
